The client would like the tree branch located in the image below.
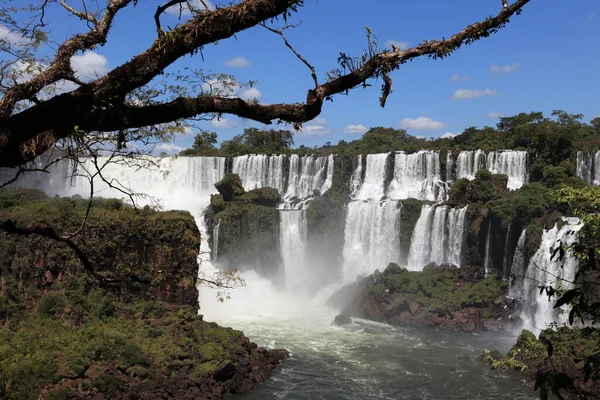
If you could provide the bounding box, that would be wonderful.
[0,0,135,118]
[0,219,102,281]
[60,0,98,24]
[262,22,318,88]
[0,0,531,169]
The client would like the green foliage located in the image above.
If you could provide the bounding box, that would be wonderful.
[398,199,423,262]
[179,130,218,156]
[0,188,201,325]
[219,128,294,156]
[0,295,250,400]
[236,187,281,207]
[214,173,245,201]
[375,267,508,317]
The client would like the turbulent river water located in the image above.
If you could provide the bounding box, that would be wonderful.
[199,272,534,400]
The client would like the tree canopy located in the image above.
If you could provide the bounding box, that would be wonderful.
[0,0,531,171]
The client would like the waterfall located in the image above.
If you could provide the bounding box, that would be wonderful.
[456,150,487,180]
[519,219,583,333]
[446,151,454,184]
[212,219,221,263]
[341,200,401,283]
[278,154,334,291]
[353,153,389,200]
[387,151,446,201]
[576,151,600,186]
[508,229,527,299]
[350,155,363,195]
[454,150,528,190]
[279,210,309,293]
[502,223,513,280]
[486,150,528,190]
[407,204,468,270]
[484,221,492,275]
[446,206,468,266]
[284,154,333,201]
[231,154,285,192]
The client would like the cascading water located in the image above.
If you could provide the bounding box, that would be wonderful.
[456,150,487,180]
[278,154,334,292]
[341,200,401,283]
[407,204,467,270]
[7,152,537,399]
[350,154,363,195]
[508,229,527,299]
[484,221,492,275]
[212,219,221,263]
[575,151,600,186]
[518,218,583,333]
[446,151,455,184]
[387,150,446,201]
[486,150,528,190]
[232,154,285,192]
[454,150,528,190]
[284,154,333,202]
[502,223,513,280]
[353,153,389,200]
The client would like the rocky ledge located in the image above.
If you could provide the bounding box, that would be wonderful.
[485,328,600,399]
[328,262,521,333]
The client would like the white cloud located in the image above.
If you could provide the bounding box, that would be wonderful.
[487,112,504,119]
[450,74,469,82]
[385,40,409,50]
[239,87,261,101]
[156,143,185,154]
[71,51,109,81]
[166,0,213,16]
[587,12,596,19]
[416,135,426,140]
[489,63,520,74]
[452,89,497,100]
[211,118,235,129]
[296,118,331,136]
[0,25,30,46]
[224,56,251,68]
[440,132,457,139]
[399,116,448,131]
[343,124,368,134]
[297,125,331,136]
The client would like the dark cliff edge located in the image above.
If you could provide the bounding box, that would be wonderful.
[329,262,521,333]
[0,188,288,400]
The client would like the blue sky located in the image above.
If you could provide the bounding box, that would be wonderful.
[13,0,600,152]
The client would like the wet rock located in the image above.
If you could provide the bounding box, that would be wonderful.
[333,314,352,325]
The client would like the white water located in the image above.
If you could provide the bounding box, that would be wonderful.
[508,229,527,299]
[519,219,583,334]
[575,151,600,186]
[212,219,221,262]
[232,154,285,192]
[454,150,528,190]
[279,210,310,294]
[407,205,467,270]
[388,151,446,202]
[284,154,333,202]
[349,154,363,195]
[353,153,389,200]
[446,151,455,184]
[456,150,487,180]
[502,223,513,280]
[486,151,529,190]
[484,221,492,275]
[341,200,401,283]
